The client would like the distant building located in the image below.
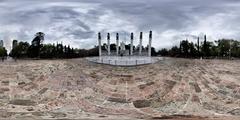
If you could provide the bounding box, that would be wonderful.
[0,40,3,48]
[12,40,18,49]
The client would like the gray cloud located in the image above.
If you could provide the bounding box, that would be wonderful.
[0,0,240,51]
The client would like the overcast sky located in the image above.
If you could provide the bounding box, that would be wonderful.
[0,0,240,51]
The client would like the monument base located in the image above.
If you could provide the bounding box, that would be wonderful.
[87,56,161,66]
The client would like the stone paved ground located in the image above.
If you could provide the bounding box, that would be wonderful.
[0,57,239,119]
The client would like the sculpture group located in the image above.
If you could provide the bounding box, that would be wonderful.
[98,31,152,57]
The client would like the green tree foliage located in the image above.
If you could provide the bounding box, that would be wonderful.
[29,32,44,58]
[9,32,102,59]
[158,37,240,59]
[216,39,231,57]
[201,36,212,57]
[10,41,100,59]
[158,48,168,56]
[230,40,240,57]
[10,42,29,58]
[176,40,198,58]
[9,33,240,59]
[180,40,190,57]
[0,47,7,57]
[40,44,56,58]
[169,46,180,57]
[189,42,198,57]
[151,47,157,56]
[110,44,116,50]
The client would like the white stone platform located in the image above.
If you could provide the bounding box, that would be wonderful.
[87,56,161,66]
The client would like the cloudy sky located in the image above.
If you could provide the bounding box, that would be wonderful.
[0,0,240,51]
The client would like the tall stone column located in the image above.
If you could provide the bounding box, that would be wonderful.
[98,32,102,57]
[130,33,134,56]
[148,31,152,57]
[116,33,119,56]
[139,32,143,55]
[107,33,111,56]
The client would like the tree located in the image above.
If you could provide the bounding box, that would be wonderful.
[158,48,168,56]
[189,42,198,57]
[0,47,7,58]
[210,45,218,57]
[169,46,180,57]
[110,44,116,50]
[201,35,212,57]
[88,47,99,56]
[35,32,45,45]
[151,47,157,56]
[10,42,29,58]
[231,40,240,57]
[197,37,200,57]
[29,32,45,58]
[180,40,190,57]
[216,39,231,57]
[40,44,56,58]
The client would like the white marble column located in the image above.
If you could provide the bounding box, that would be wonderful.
[107,33,111,56]
[130,33,134,56]
[139,32,143,55]
[116,33,119,56]
[98,32,102,57]
[148,31,152,57]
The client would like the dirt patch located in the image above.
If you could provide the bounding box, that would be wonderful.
[49,112,67,118]
[18,82,26,85]
[107,97,130,103]
[202,102,228,113]
[190,82,201,93]
[0,110,13,118]
[9,99,36,106]
[0,88,10,93]
[152,115,205,120]
[133,100,151,108]
[1,81,9,85]
[38,88,48,94]
[164,80,177,90]
[138,82,155,89]
[22,83,38,91]
[191,94,200,103]
[228,108,240,115]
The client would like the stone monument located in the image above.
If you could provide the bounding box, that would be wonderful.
[87,31,159,66]
[120,41,126,56]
